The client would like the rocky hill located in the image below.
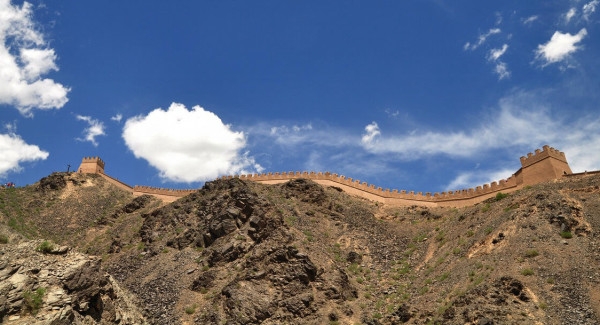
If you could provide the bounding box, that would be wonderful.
[1,171,599,324]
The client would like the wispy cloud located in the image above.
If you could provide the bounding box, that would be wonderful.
[583,0,599,21]
[111,114,123,123]
[535,28,587,66]
[76,115,105,146]
[122,103,261,183]
[360,90,600,171]
[522,15,539,25]
[0,1,70,116]
[444,168,515,191]
[487,44,510,79]
[464,28,501,51]
[564,8,577,24]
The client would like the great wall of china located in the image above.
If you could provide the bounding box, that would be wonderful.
[78,145,596,207]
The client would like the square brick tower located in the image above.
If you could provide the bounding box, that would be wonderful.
[518,145,572,186]
[78,157,105,174]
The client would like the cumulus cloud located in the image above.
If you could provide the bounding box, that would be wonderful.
[0,131,49,177]
[535,28,587,66]
[122,103,261,183]
[464,28,501,51]
[76,115,105,146]
[0,0,70,116]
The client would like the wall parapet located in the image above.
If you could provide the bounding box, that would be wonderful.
[520,145,567,168]
[77,145,576,206]
[133,185,196,197]
[225,169,520,204]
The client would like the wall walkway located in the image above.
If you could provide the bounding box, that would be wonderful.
[78,145,586,207]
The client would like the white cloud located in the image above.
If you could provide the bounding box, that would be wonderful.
[76,115,105,147]
[487,44,510,80]
[493,62,510,80]
[0,0,70,116]
[583,0,599,20]
[564,8,577,23]
[385,108,400,118]
[360,90,600,175]
[263,122,355,148]
[111,114,123,123]
[522,15,539,25]
[488,44,508,61]
[0,131,48,177]
[361,122,380,144]
[444,168,515,191]
[535,28,587,66]
[359,94,553,159]
[122,102,261,183]
[464,28,501,51]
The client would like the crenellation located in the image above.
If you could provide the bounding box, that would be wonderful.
[76,145,577,206]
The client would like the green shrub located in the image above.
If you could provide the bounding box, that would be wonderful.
[185,304,197,314]
[495,192,508,201]
[23,287,46,314]
[36,241,54,253]
[521,268,534,276]
[0,234,8,244]
[560,231,573,239]
[524,249,539,258]
[484,227,493,235]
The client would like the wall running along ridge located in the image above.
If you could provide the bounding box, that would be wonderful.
[78,145,580,207]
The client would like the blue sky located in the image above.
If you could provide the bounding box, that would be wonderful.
[1,0,600,193]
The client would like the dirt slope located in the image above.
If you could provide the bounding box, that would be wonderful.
[1,172,600,324]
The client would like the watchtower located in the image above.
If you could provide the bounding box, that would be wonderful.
[78,157,105,174]
[518,145,572,186]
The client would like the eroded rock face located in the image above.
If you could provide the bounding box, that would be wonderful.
[38,173,67,191]
[0,239,145,324]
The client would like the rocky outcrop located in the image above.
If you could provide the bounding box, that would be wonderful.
[0,239,145,324]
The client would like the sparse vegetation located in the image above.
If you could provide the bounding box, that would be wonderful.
[481,203,491,212]
[36,240,54,253]
[3,160,600,324]
[524,249,539,258]
[0,234,8,244]
[495,192,509,201]
[185,304,197,314]
[560,231,573,239]
[23,287,46,314]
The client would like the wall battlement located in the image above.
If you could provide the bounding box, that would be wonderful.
[133,185,196,197]
[78,156,105,174]
[520,145,568,168]
[77,145,578,206]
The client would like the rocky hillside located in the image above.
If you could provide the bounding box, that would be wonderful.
[1,171,600,324]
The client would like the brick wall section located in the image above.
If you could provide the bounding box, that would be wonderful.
[77,145,583,206]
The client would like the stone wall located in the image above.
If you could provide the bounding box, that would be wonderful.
[77,145,578,207]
